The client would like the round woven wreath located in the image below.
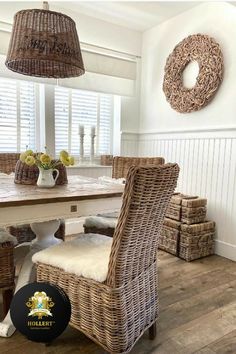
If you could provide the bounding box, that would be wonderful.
[163,34,224,113]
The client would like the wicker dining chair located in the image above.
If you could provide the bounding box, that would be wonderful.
[0,153,20,174]
[35,164,179,353]
[112,156,165,179]
[84,156,165,236]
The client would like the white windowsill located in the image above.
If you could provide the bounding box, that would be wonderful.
[67,164,112,169]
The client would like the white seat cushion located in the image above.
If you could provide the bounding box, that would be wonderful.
[32,234,112,283]
[0,229,17,245]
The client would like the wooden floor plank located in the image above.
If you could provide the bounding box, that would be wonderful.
[201,329,236,354]
[163,301,236,353]
[159,279,236,333]
[159,269,236,308]
[0,251,236,354]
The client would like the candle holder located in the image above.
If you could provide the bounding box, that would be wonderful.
[79,134,85,164]
[90,134,96,164]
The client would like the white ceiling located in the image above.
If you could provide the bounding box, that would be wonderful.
[54,1,200,32]
[0,1,201,32]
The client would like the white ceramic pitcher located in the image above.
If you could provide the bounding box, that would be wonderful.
[37,167,59,188]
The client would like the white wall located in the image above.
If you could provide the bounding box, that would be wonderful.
[138,2,236,260]
[0,1,142,57]
[140,1,236,133]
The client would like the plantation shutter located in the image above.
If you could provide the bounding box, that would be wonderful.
[55,86,70,155]
[71,90,97,156]
[55,87,113,157]
[99,94,112,155]
[0,78,36,152]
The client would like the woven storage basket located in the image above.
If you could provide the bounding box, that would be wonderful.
[159,218,181,255]
[181,198,207,207]
[179,221,215,261]
[101,155,113,166]
[0,242,15,288]
[166,194,207,224]
[171,193,198,205]
[181,221,215,234]
[181,206,207,225]
[14,160,68,185]
[181,215,206,225]
[166,204,182,221]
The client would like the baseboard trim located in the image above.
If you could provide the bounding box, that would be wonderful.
[214,240,236,261]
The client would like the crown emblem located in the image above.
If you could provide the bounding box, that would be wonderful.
[26,291,54,320]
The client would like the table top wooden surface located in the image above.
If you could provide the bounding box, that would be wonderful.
[0,174,124,208]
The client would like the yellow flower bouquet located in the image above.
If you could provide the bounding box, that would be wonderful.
[20,149,74,170]
[18,149,74,188]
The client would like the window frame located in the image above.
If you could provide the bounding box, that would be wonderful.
[0,77,41,153]
[53,86,115,158]
[0,78,120,159]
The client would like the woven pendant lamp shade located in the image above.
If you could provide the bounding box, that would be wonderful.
[5,8,85,78]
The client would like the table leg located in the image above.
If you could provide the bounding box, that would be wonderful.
[30,220,62,251]
[0,220,61,337]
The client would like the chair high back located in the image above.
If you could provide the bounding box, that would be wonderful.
[107,163,179,287]
[112,156,165,179]
[0,153,20,174]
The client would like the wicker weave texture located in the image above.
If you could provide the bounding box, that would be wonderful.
[6,9,85,78]
[0,242,15,288]
[163,34,224,113]
[0,153,20,174]
[166,204,181,221]
[158,218,181,255]
[84,156,165,236]
[179,233,214,261]
[100,155,113,166]
[181,221,215,234]
[179,221,215,261]
[166,194,207,224]
[112,156,165,179]
[37,164,179,353]
[159,227,179,255]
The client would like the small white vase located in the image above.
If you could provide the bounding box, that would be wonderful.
[37,168,59,188]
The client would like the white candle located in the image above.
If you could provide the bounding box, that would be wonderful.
[91,125,96,136]
[79,124,84,135]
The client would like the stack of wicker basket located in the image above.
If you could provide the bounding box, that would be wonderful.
[159,193,215,261]
[158,218,181,256]
[179,221,215,261]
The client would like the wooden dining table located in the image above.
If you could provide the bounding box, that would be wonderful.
[0,174,124,338]
[0,174,124,227]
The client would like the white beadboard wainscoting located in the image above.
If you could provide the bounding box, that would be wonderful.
[137,127,236,261]
[121,132,139,156]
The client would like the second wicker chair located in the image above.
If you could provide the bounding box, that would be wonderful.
[84,156,165,236]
